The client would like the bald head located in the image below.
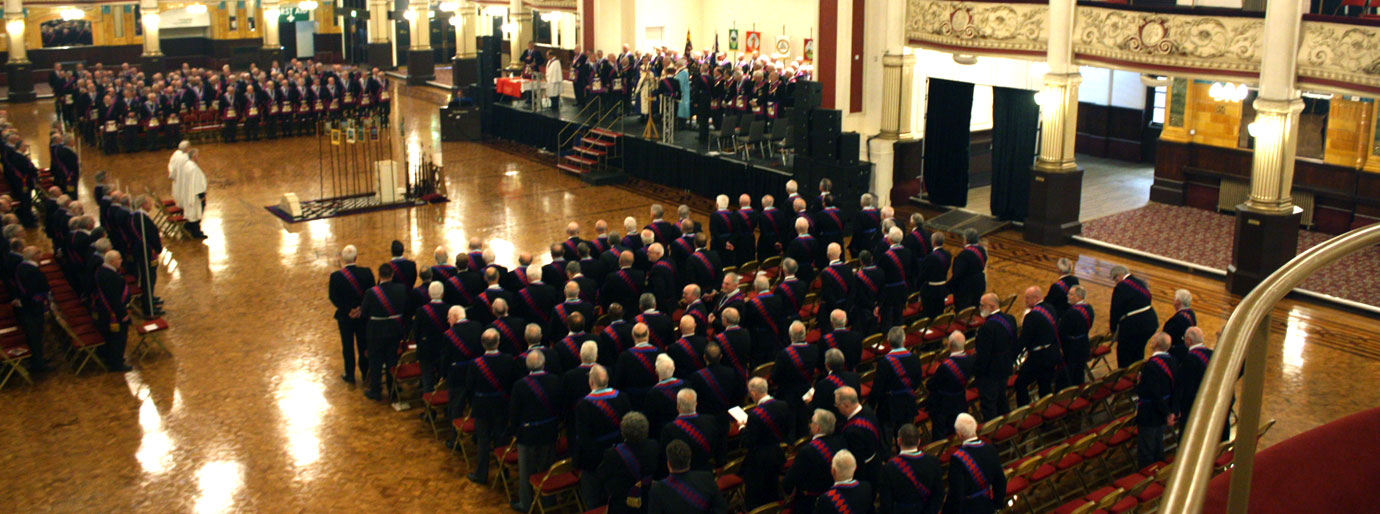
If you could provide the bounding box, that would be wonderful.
[1024,286,1042,308]
[980,293,1000,315]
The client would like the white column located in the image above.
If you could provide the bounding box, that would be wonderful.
[368,0,389,43]
[456,1,476,58]
[410,0,431,50]
[869,0,918,207]
[508,0,531,67]
[140,0,162,56]
[260,0,280,49]
[4,0,26,64]
[1245,0,1305,213]
[1034,0,1081,173]
[558,11,574,49]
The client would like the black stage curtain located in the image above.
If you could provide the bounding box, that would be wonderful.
[624,138,792,201]
[486,104,565,151]
[990,87,1039,221]
[923,78,973,206]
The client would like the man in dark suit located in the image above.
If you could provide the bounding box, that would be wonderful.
[772,321,819,433]
[819,310,863,372]
[813,198,846,261]
[712,307,752,379]
[1175,327,1225,440]
[851,251,884,336]
[516,266,558,330]
[460,330,516,485]
[13,247,51,373]
[646,244,679,313]
[810,349,861,418]
[926,332,975,440]
[1059,286,1096,387]
[1014,286,1063,407]
[708,195,740,259]
[734,194,758,265]
[600,251,645,317]
[471,267,513,326]
[646,204,682,246]
[93,250,133,371]
[1162,289,1198,362]
[553,312,595,374]
[707,273,744,334]
[597,412,661,514]
[667,316,708,378]
[613,323,663,410]
[973,293,1017,420]
[785,217,819,283]
[945,414,1006,514]
[510,349,562,511]
[688,344,739,426]
[487,299,528,355]
[561,341,599,415]
[869,327,923,437]
[877,229,913,330]
[1044,257,1079,316]
[881,424,943,513]
[817,244,854,328]
[1137,333,1178,468]
[647,440,728,514]
[773,259,809,321]
[757,195,790,260]
[660,389,725,471]
[814,450,873,514]
[744,275,786,364]
[577,365,633,508]
[411,282,452,392]
[742,376,792,509]
[549,281,593,341]
[361,263,409,400]
[444,257,483,308]
[902,213,931,259]
[848,194,882,260]
[442,305,483,373]
[635,293,676,349]
[947,229,988,312]
[684,234,722,295]
[836,386,885,485]
[576,243,604,287]
[783,409,842,514]
[129,195,163,316]
[1110,265,1158,368]
[918,232,951,319]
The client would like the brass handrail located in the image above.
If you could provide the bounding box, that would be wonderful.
[556,96,603,151]
[1162,222,1380,513]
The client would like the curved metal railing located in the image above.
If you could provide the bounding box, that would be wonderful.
[1162,222,1380,513]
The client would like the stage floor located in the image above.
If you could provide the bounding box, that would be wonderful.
[2,80,1379,512]
[492,94,795,173]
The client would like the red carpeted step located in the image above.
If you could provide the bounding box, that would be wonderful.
[581,137,615,147]
[563,154,597,166]
[572,146,606,157]
[589,128,620,139]
[556,163,588,175]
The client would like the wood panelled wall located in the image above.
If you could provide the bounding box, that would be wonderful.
[1154,77,1380,233]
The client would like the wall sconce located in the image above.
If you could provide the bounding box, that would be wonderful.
[1033,87,1058,110]
[298,0,319,11]
[438,1,458,12]
[59,7,86,21]
[403,8,416,20]
[5,18,24,34]
[142,13,161,26]
[952,54,977,65]
[186,3,209,14]
[1246,121,1261,138]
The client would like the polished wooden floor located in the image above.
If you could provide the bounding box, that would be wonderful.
[1,83,1377,512]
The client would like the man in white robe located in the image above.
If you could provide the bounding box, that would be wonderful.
[545,51,563,113]
[173,148,208,239]
[168,140,190,183]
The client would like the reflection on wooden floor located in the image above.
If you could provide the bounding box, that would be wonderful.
[0,82,1375,513]
[961,154,1153,222]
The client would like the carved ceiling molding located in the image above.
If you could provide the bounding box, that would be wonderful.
[1072,6,1262,78]
[905,0,1049,57]
[523,0,577,11]
[1298,19,1380,95]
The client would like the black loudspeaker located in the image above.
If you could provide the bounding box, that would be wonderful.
[839,132,860,164]
[794,80,823,110]
[809,109,842,158]
[441,105,481,141]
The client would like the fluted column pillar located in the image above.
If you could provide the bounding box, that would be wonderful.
[4,0,32,102]
[259,0,284,65]
[452,1,479,88]
[406,0,434,84]
[1024,0,1082,244]
[1226,0,1304,296]
[366,0,392,67]
[507,0,531,68]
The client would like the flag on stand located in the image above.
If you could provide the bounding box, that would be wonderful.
[685,30,693,59]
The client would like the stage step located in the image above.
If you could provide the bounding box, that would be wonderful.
[563,154,597,166]
[581,137,615,148]
[581,169,627,186]
[573,146,607,157]
[589,128,621,139]
[556,163,588,175]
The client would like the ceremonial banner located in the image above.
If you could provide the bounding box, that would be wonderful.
[803,39,814,62]
[729,29,739,50]
[745,31,761,53]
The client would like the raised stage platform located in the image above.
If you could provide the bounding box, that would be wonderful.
[483,99,874,221]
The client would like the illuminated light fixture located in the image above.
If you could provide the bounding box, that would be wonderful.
[1033,87,1059,110]
[142,13,161,26]
[500,21,517,35]
[348,9,356,17]
[59,6,86,20]
[1139,74,1170,88]
[403,8,416,20]
[438,1,458,12]
[1209,81,1248,103]
[5,19,24,34]
[952,54,977,65]
[482,5,507,17]
[265,7,280,17]
[448,15,460,26]
[428,10,435,18]
[1246,121,1261,138]
[539,11,559,22]
[298,0,319,11]
[186,3,208,14]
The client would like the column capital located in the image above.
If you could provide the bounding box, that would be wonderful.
[1251,96,1304,116]
[880,52,915,67]
[1041,71,1082,88]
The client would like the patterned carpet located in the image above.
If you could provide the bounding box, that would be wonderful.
[1081,203,1380,309]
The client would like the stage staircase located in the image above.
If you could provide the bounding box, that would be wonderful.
[555,97,627,186]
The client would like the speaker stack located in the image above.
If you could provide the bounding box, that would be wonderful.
[791,81,823,153]
[808,109,842,160]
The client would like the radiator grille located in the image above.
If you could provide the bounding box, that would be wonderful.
[1218,178,1313,227]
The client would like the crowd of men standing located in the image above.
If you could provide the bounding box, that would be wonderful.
[327,178,1209,513]
[49,59,391,154]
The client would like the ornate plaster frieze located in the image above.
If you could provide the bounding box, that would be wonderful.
[523,0,577,10]
[905,0,1049,57]
[1298,19,1380,94]
[1072,6,1262,78]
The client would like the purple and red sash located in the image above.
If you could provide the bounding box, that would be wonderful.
[751,402,786,442]
[473,357,510,400]
[370,287,405,327]
[952,448,994,499]
[889,455,933,502]
[673,418,713,455]
[520,289,550,324]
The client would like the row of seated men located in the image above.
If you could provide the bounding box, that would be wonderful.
[1,187,155,375]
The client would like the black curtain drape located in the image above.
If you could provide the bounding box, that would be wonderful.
[923,78,974,206]
[990,87,1040,221]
